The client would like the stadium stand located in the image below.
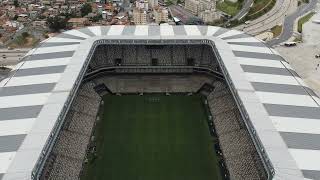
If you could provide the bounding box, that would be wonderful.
[123,45,137,65]
[89,44,218,70]
[207,80,267,179]
[172,45,186,65]
[40,82,101,180]
[93,75,212,93]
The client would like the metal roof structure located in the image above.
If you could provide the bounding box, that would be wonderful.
[0,25,319,180]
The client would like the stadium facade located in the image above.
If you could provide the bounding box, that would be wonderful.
[0,25,319,180]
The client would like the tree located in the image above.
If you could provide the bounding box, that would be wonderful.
[22,32,29,38]
[91,15,102,22]
[60,12,77,19]
[47,16,67,32]
[14,0,19,7]
[80,3,92,17]
[165,0,173,6]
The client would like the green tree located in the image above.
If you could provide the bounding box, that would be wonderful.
[165,0,173,6]
[91,15,102,22]
[22,32,29,38]
[14,0,19,7]
[47,16,67,32]
[80,3,92,17]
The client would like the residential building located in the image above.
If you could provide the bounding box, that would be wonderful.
[133,8,147,25]
[185,0,216,15]
[135,0,148,11]
[56,0,66,4]
[41,0,51,5]
[153,7,168,24]
[67,17,90,28]
[198,0,215,12]
[199,10,218,23]
[184,0,199,15]
[148,0,158,9]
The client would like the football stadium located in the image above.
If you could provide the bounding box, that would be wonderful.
[0,25,319,180]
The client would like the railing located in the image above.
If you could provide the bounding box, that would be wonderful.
[31,39,274,180]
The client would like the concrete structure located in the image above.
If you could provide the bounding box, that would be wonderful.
[199,9,219,23]
[67,18,89,28]
[301,8,320,46]
[274,7,320,98]
[136,0,149,10]
[102,11,107,19]
[235,0,298,35]
[148,0,158,8]
[0,25,320,180]
[185,0,199,15]
[133,8,147,24]
[184,0,216,15]
[41,0,51,5]
[198,0,215,12]
[226,0,238,3]
[153,8,168,24]
[56,0,66,4]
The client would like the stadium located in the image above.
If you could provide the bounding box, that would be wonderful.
[0,25,319,180]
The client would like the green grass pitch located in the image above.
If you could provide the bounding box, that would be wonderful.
[82,95,223,180]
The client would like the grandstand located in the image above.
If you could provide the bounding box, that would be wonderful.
[0,25,319,180]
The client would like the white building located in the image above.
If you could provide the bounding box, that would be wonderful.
[102,11,107,19]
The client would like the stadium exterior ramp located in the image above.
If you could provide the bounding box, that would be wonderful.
[0,25,319,180]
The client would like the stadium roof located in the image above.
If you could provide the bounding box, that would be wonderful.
[0,25,319,180]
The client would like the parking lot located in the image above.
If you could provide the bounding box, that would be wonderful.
[275,3,320,96]
[276,43,320,96]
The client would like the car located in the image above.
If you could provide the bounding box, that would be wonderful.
[315,54,320,58]
[284,42,297,47]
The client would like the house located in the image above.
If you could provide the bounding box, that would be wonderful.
[67,17,90,28]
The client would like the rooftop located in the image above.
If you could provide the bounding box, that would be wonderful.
[0,25,319,180]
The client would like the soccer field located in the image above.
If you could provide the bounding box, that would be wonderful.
[82,95,223,180]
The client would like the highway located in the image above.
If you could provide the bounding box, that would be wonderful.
[231,0,253,20]
[234,0,296,35]
[267,0,317,46]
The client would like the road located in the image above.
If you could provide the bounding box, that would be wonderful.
[267,0,317,46]
[0,48,30,66]
[231,0,253,20]
[234,0,295,35]
[169,5,202,24]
